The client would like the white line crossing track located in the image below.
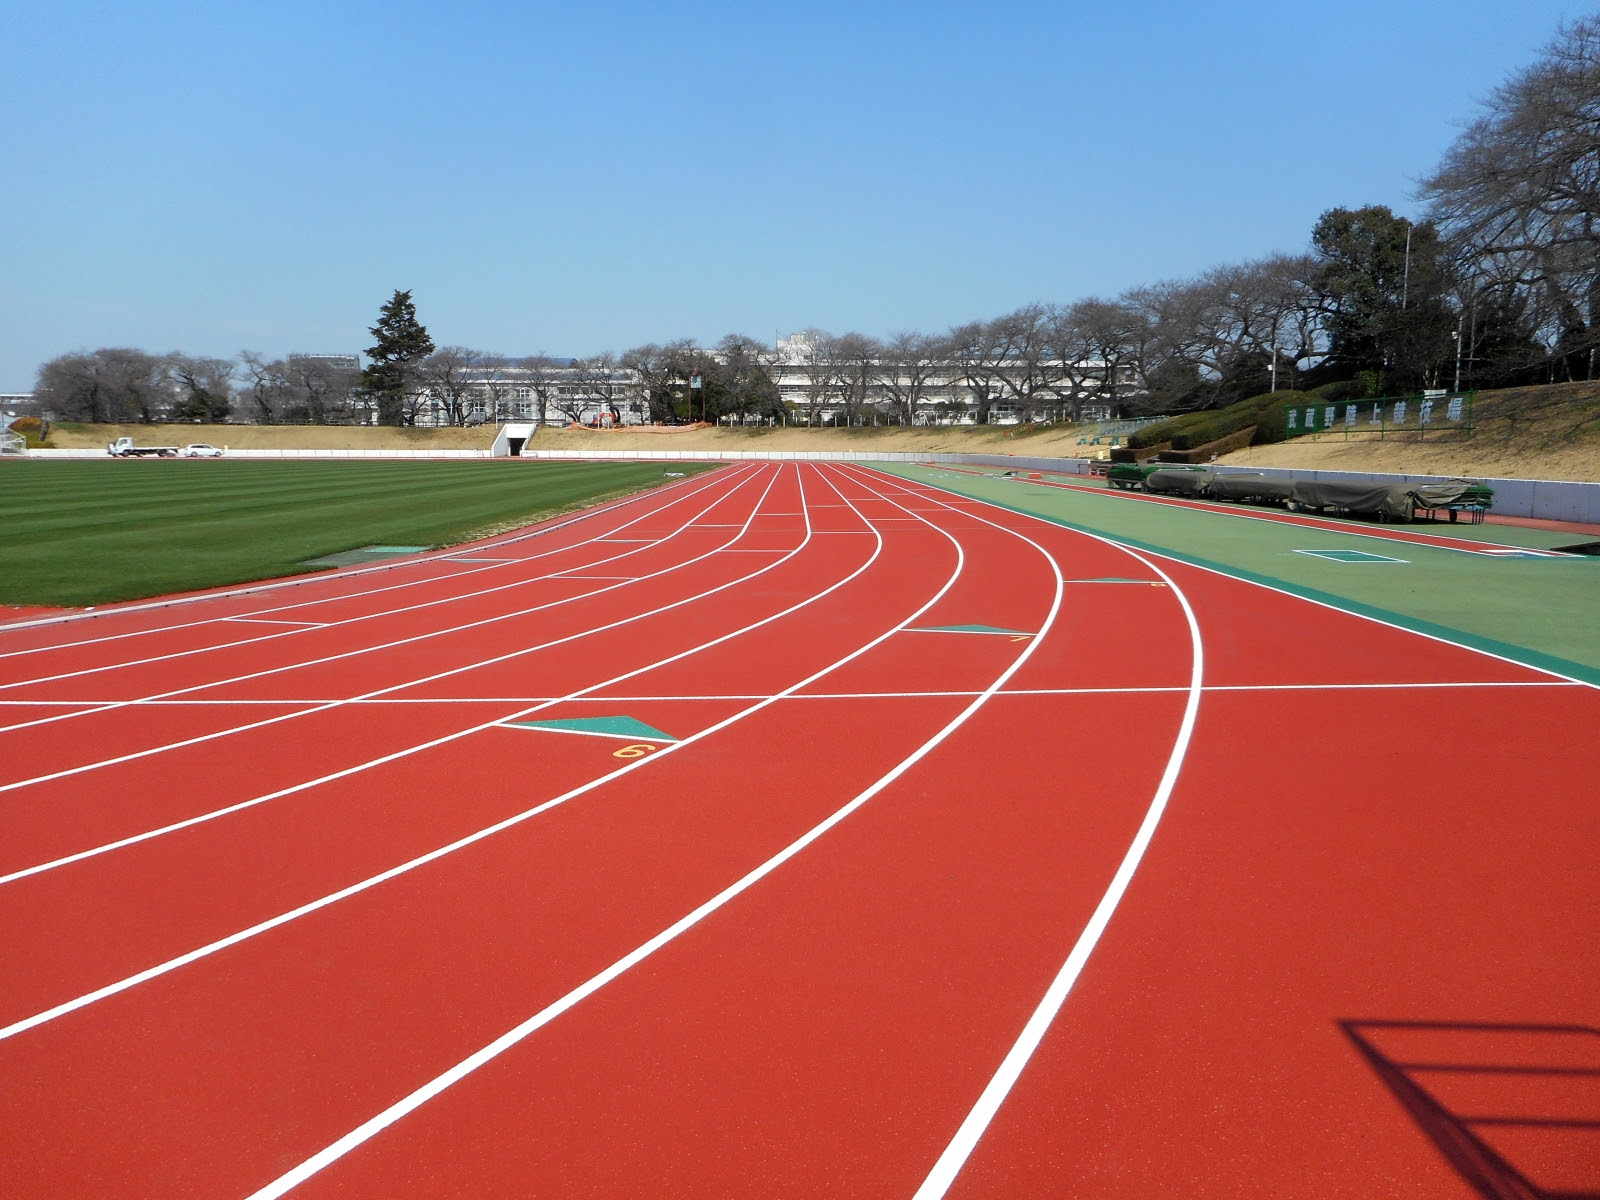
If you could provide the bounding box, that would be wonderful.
[0,463,1595,1199]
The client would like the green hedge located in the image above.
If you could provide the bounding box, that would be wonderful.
[1130,392,1286,451]
[1248,390,1313,445]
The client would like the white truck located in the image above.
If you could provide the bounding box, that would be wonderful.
[108,436,180,458]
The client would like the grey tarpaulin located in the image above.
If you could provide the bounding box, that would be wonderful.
[1146,468,1215,496]
[1210,473,1294,503]
[1288,479,1417,521]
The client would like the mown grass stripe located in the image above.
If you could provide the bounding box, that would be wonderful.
[0,460,714,606]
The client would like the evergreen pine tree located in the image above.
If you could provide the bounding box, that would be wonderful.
[362,290,435,425]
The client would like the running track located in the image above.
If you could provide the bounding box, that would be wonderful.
[1,462,1594,1198]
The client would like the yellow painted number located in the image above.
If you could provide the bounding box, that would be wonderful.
[613,743,657,759]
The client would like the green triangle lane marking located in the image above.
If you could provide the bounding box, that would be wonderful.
[911,624,1032,637]
[503,715,677,742]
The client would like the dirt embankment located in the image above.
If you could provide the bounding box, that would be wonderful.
[47,423,497,451]
[38,380,1600,481]
[1217,381,1600,482]
[526,422,1099,455]
[45,420,1102,456]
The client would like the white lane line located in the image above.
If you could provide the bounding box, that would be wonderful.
[0,469,774,746]
[0,467,762,694]
[0,464,917,1038]
[2,679,1575,712]
[907,466,1600,694]
[849,465,1208,1200]
[0,466,747,672]
[0,469,811,870]
[222,618,329,628]
[242,462,1044,1200]
[0,467,743,648]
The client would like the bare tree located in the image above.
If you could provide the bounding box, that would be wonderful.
[1068,298,1147,417]
[1422,16,1600,378]
[282,355,361,424]
[164,354,235,422]
[515,353,565,426]
[947,321,1003,424]
[417,346,483,426]
[34,349,166,423]
[877,331,945,424]
[237,352,291,424]
[987,304,1067,421]
[827,332,879,426]
[470,354,513,421]
[569,354,630,425]
[780,330,842,426]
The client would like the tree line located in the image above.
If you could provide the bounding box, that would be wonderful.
[26,17,1599,427]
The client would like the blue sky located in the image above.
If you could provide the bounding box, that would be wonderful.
[0,1,1586,391]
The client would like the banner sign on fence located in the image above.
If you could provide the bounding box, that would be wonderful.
[1282,391,1473,440]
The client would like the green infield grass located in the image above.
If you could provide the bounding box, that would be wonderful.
[886,463,1600,684]
[0,459,715,606]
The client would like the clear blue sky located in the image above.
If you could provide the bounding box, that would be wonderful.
[0,0,1586,391]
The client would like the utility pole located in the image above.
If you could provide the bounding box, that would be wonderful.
[1402,225,1412,310]
[1454,316,1463,391]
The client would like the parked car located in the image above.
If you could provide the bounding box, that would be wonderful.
[181,443,224,458]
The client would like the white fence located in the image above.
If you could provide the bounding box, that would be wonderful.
[16,445,1597,523]
[24,447,492,459]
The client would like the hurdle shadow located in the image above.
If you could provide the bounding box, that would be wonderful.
[1341,1019,1600,1200]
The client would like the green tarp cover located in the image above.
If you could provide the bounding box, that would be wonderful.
[1210,473,1293,502]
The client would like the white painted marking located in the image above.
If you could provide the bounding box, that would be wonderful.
[222,618,329,627]
[5,679,1568,711]
[0,466,923,1036]
[0,470,826,878]
[243,462,1061,1200]
[0,467,763,695]
[0,470,779,751]
[842,465,1207,1200]
[894,466,1599,694]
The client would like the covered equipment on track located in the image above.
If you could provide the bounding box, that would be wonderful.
[1209,473,1293,504]
[1145,468,1215,496]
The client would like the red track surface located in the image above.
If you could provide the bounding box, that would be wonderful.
[1,462,1594,1198]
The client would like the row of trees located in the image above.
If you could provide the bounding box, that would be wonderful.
[28,18,1598,427]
